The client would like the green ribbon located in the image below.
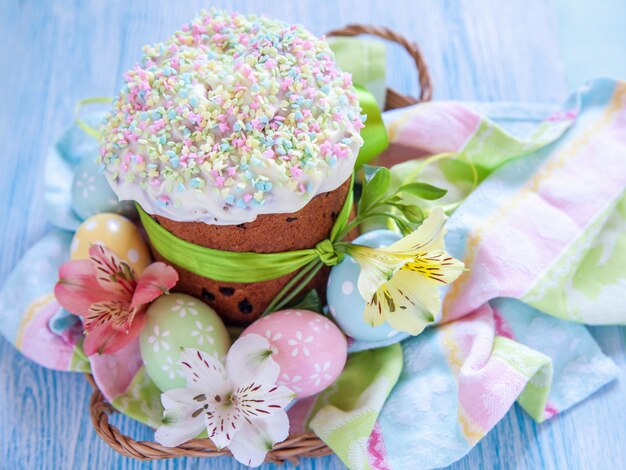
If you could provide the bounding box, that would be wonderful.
[138,176,353,283]
[329,37,387,110]
[329,37,390,168]
[355,84,389,168]
[75,97,111,138]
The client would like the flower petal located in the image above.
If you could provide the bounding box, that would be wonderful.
[226,334,279,389]
[155,388,208,447]
[401,249,465,285]
[84,300,136,332]
[349,245,403,302]
[89,244,136,299]
[205,402,242,449]
[363,290,388,328]
[178,348,230,395]
[83,313,146,356]
[351,208,462,304]
[155,418,206,448]
[227,411,290,467]
[379,270,440,335]
[131,262,179,308]
[54,260,112,315]
[384,207,447,255]
[234,383,295,418]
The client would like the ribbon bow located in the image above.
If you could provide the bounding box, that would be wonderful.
[315,239,344,266]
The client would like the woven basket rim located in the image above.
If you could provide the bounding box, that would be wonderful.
[87,22,432,463]
[87,373,332,464]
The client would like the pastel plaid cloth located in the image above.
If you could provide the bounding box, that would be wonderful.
[1,79,624,469]
[307,78,626,469]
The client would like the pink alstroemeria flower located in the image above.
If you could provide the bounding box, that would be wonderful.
[54,244,178,356]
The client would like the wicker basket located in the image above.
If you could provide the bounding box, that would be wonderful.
[87,24,432,463]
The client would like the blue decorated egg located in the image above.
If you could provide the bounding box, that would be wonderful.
[71,157,136,220]
[327,230,410,342]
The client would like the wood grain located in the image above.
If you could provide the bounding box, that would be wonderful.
[1,1,624,469]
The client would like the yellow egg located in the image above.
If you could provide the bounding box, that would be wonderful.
[70,213,152,274]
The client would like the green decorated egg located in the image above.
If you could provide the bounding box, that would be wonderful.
[140,294,230,391]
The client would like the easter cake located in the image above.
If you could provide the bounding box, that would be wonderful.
[98,10,364,324]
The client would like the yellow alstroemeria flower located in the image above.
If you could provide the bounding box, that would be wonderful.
[346,208,465,335]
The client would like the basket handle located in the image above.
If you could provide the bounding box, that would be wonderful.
[327,24,433,110]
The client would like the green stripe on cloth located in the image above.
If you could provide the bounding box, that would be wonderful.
[308,344,403,470]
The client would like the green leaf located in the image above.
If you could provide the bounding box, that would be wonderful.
[382,202,425,225]
[285,289,324,314]
[358,165,391,214]
[402,205,425,224]
[368,211,412,235]
[393,216,412,235]
[397,182,448,200]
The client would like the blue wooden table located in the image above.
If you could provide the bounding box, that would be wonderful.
[1,1,625,469]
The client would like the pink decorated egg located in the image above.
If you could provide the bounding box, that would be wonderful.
[242,309,347,398]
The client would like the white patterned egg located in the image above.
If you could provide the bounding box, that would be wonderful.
[71,157,136,220]
[140,294,231,392]
[70,213,151,274]
[242,310,347,398]
[327,230,409,342]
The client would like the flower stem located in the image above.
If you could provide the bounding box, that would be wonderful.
[272,261,324,312]
[334,216,365,241]
[262,260,321,316]
[366,211,413,232]
[403,152,456,183]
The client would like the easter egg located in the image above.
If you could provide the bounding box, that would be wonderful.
[70,213,151,274]
[140,294,231,391]
[71,157,136,220]
[327,230,410,342]
[242,310,347,398]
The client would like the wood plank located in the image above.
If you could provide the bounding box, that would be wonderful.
[0,1,623,469]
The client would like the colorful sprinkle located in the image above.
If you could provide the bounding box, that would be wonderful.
[99,9,363,218]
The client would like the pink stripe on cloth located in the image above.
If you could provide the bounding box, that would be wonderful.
[90,339,143,400]
[544,401,559,419]
[19,297,81,371]
[536,125,626,227]
[458,361,529,439]
[391,102,481,154]
[441,306,529,435]
[493,310,515,340]
[286,396,318,435]
[440,304,544,438]
[367,421,392,470]
[492,309,560,420]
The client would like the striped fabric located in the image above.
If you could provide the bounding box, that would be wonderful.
[0,79,624,469]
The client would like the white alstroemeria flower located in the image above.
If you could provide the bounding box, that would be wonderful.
[155,334,296,467]
[346,208,465,335]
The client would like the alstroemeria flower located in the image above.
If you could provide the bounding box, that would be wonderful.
[155,334,296,467]
[347,208,465,335]
[54,244,178,355]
